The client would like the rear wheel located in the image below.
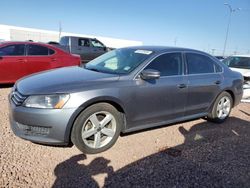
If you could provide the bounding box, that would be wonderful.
[207,91,233,123]
[71,103,123,154]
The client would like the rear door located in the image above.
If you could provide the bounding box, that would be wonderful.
[0,44,26,83]
[75,38,93,62]
[185,52,223,116]
[26,44,54,74]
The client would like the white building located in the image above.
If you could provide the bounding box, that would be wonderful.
[0,24,143,48]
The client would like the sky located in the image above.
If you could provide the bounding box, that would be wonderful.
[0,0,249,55]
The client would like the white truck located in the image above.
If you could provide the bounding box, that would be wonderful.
[223,54,250,102]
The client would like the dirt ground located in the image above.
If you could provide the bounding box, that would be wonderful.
[0,86,249,188]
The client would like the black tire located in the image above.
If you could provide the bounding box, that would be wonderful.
[71,103,123,154]
[207,91,233,123]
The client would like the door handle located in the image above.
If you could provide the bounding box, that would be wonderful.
[177,84,187,89]
[0,56,3,60]
[51,58,57,62]
[214,80,221,85]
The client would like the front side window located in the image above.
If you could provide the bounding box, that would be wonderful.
[85,48,154,74]
[78,38,90,47]
[186,53,216,74]
[28,45,49,55]
[145,53,183,76]
[90,39,105,48]
[0,44,25,56]
[223,56,250,69]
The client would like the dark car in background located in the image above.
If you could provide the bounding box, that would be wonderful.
[0,41,81,83]
[9,46,243,154]
[59,36,109,63]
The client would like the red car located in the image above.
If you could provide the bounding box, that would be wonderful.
[0,41,81,83]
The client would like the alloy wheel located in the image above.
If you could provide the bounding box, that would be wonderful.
[216,96,231,120]
[81,111,116,149]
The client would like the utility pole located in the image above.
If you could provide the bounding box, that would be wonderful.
[222,3,241,57]
[174,37,178,46]
[211,49,216,55]
[59,21,62,41]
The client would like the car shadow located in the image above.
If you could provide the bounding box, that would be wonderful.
[0,84,14,88]
[53,117,250,188]
[52,154,114,188]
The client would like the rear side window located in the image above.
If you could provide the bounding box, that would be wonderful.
[49,49,55,55]
[78,38,90,47]
[28,44,49,55]
[145,53,183,76]
[186,53,216,74]
[0,44,25,56]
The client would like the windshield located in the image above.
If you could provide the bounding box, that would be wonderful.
[84,48,154,74]
[223,56,250,69]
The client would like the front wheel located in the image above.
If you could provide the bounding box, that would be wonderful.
[71,103,123,154]
[207,91,233,123]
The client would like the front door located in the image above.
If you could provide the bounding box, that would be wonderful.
[90,38,107,59]
[128,52,188,128]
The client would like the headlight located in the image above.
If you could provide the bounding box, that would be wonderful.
[23,94,70,109]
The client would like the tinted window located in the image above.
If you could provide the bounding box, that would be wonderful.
[49,49,55,55]
[78,38,90,47]
[215,63,223,72]
[145,53,183,76]
[28,45,49,55]
[186,53,215,74]
[0,44,25,56]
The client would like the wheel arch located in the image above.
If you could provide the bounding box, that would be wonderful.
[64,96,127,144]
[208,89,235,114]
[224,89,235,107]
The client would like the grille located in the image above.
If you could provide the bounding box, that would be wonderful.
[11,90,27,106]
[17,123,50,136]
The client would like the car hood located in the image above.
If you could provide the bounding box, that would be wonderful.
[16,67,120,95]
[230,67,250,77]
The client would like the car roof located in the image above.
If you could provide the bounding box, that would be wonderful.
[0,41,51,46]
[122,46,208,54]
[0,41,66,52]
[61,36,96,40]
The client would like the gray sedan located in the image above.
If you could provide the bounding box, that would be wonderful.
[9,46,243,154]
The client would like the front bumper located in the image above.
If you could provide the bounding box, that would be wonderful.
[241,83,250,103]
[9,97,76,145]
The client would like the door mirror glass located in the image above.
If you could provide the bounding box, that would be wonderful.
[141,69,160,80]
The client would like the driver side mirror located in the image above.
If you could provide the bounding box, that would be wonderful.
[140,69,160,80]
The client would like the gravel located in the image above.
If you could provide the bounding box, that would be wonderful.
[0,87,249,188]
